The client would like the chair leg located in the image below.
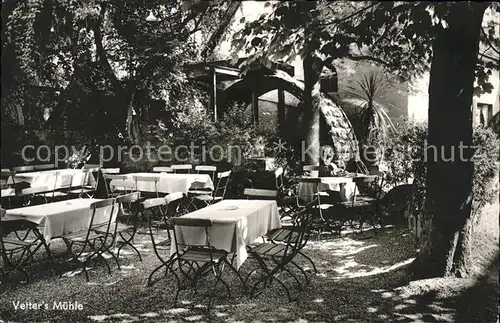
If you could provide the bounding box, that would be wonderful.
[90,240,112,274]
[224,258,246,292]
[271,257,301,288]
[207,262,225,311]
[147,263,166,287]
[117,231,142,261]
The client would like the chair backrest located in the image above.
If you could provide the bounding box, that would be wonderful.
[88,198,116,237]
[195,165,216,180]
[171,164,192,173]
[83,167,100,187]
[274,207,313,260]
[351,174,384,204]
[104,174,135,196]
[294,177,328,218]
[133,176,159,183]
[21,186,49,196]
[141,197,167,210]
[152,166,173,173]
[1,188,16,198]
[289,206,314,250]
[170,218,215,261]
[46,171,60,195]
[244,188,277,200]
[58,173,74,190]
[12,166,34,173]
[133,176,159,195]
[101,168,120,174]
[0,170,14,185]
[116,191,141,204]
[214,170,231,199]
[104,174,128,181]
[116,192,141,215]
[165,192,185,217]
[34,164,56,171]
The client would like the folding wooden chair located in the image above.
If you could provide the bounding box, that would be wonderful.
[20,186,49,206]
[296,177,345,236]
[1,209,37,283]
[246,207,314,301]
[1,170,16,206]
[146,192,185,287]
[0,188,16,210]
[98,192,142,261]
[170,217,245,310]
[193,170,231,208]
[339,172,386,231]
[12,166,34,173]
[43,172,73,202]
[103,174,136,198]
[133,175,161,198]
[60,198,119,282]
[69,167,100,198]
[171,164,193,174]
[265,199,319,273]
[195,165,217,181]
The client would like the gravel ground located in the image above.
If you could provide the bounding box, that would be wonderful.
[0,201,498,322]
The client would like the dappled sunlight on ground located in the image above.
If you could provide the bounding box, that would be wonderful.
[1,208,498,323]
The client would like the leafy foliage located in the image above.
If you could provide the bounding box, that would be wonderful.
[3,0,227,146]
[337,70,397,165]
[232,1,498,93]
[385,122,499,216]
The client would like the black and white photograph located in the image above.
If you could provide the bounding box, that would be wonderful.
[1,1,499,322]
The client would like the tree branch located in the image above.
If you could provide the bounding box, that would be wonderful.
[92,3,124,93]
[346,53,389,66]
[320,2,378,27]
[481,26,500,55]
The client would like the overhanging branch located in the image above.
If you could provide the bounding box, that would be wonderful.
[320,3,378,27]
[346,53,389,66]
[481,26,500,55]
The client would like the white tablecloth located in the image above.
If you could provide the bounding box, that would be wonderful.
[171,199,281,269]
[298,176,363,202]
[114,173,214,194]
[3,199,117,243]
[8,169,95,189]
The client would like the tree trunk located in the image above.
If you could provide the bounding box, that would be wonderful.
[302,52,322,166]
[415,2,487,278]
[125,81,138,144]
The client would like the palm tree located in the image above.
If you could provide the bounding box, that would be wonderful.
[337,70,397,168]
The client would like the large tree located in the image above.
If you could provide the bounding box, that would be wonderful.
[232,1,430,165]
[416,2,495,278]
[233,0,499,278]
[4,0,226,143]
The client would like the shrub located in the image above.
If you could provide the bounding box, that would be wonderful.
[385,121,499,216]
[143,98,256,172]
